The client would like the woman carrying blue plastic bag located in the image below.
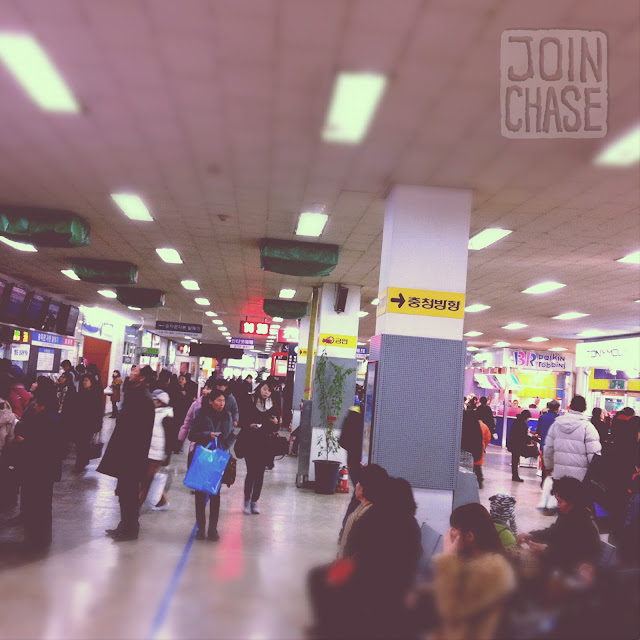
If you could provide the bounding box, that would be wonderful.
[187,391,234,541]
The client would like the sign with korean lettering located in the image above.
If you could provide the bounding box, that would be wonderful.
[298,348,317,358]
[12,329,30,343]
[32,331,75,349]
[231,337,255,348]
[278,327,300,343]
[10,343,30,361]
[356,346,369,357]
[378,287,465,319]
[318,334,357,348]
[36,348,55,371]
[240,321,270,336]
[155,321,203,337]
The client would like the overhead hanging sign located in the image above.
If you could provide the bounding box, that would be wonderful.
[155,321,203,338]
[32,331,76,348]
[231,337,255,348]
[575,336,640,371]
[240,321,270,336]
[377,287,465,319]
[278,327,300,343]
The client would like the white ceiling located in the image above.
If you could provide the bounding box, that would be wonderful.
[0,0,638,351]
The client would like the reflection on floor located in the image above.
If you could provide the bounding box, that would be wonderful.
[0,421,552,640]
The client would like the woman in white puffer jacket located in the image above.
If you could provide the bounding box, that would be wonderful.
[543,395,601,481]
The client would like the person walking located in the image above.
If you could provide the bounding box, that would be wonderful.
[73,374,104,473]
[477,396,497,439]
[98,365,155,542]
[177,377,216,460]
[474,416,492,489]
[507,410,532,482]
[239,381,280,515]
[544,395,601,482]
[214,378,239,427]
[536,400,560,485]
[188,390,235,541]
[14,385,62,552]
[460,408,483,472]
[109,370,123,418]
[57,371,78,458]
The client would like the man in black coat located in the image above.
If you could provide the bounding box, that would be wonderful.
[98,365,155,541]
[476,396,496,438]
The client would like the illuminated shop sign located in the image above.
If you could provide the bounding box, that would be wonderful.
[240,321,270,336]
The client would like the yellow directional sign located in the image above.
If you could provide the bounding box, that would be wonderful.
[378,287,465,319]
[318,333,357,348]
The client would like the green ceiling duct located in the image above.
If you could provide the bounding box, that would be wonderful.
[0,206,90,248]
[260,239,339,277]
[263,299,308,319]
[71,259,138,285]
[116,287,165,309]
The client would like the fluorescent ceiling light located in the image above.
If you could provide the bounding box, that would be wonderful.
[184,336,191,340]
[156,248,182,264]
[205,311,217,317]
[548,347,568,351]
[181,280,199,291]
[358,311,369,318]
[493,341,511,347]
[322,72,387,144]
[296,212,328,237]
[594,123,640,167]
[464,331,483,337]
[467,346,480,352]
[271,324,281,329]
[371,298,379,306]
[465,304,491,312]
[61,269,80,281]
[617,250,640,264]
[528,337,549,342]
[522,281,565,294]
[279,289,296,299]
[272,317,284,322]
[357,342,366,346]
[553,312,590,320]
[98,289,117,299]
[0,236,37,252]
[468,228,512,250]
[195,298,210,306]
[0,33,79,112]
[111,194,153,221]
[217,326,227,331]
[502,322,528,330]
[577,329,606,338]
[128,306,141,311]
[213,319,223,325]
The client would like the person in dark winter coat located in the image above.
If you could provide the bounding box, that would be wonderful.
[590,407,608,444]
[507,410,531,482]
[14,386,62,551]
[98,365,155,541]
[476,396,496,437]
[73,374,104,473]
[338,405,364,541]
[238,381,280,515]
[188,390,235,541]
[461,409,484,464]
[57,371,78,457]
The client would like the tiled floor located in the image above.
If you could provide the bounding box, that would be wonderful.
[0,421,552,640]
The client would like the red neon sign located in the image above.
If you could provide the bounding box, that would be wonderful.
[240,321,270,336]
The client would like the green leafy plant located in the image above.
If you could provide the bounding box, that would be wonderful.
[315,350,356,460]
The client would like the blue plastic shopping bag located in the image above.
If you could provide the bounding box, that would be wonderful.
[183,438,231,495]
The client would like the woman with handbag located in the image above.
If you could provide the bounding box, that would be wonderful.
[73,374,104,473]
[507,410,532,482]
[239,381,280,515]
[188,390,235,541]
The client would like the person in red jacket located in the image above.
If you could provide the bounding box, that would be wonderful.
[8,366,32,420]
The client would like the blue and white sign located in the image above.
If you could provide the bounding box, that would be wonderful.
[10,343,30,361]
[356,346,369,357]
[231,337,254,348]
[32,331,75,348]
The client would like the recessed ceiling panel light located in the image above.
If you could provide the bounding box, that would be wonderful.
[502,322,528,330]
[195,298,210,306]
[272,317,284,322]
[217,326,227,331]
[468,228,512,250]
[0,34,79,112]
[322,72,387,144]
[577,329,606,337]
[61,269,80,280]
[205,311,217,317]
[357,342,366,346]
[617,250,640,264]
[98,289,117,299]
[465,304,491,312]
[271,324,281,329]
[213,319,223,325]
[111,194,153,221]
[553,312,590,320]
[548,347,568,351]
[156,248,182,264]
[371,298,379,305]
[296,212,328,237]
[128,306,141,311]
[493,341,511,347]
[279,288,296,299]
[522,281,566,294]
[181,280,199,291]
[594,123,640,166]
[464,331,483,337]
[528,337,549,342]
[467,346,480,351]
[0,236,37,252]
[358,311,368,317]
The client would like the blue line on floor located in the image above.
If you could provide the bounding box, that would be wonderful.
[146,523,199,640]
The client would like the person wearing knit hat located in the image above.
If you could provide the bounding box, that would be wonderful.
[489,494,517,549]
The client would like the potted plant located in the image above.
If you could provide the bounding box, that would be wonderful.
[313,351,355,494]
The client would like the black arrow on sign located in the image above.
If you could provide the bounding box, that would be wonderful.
[390,292,406,308]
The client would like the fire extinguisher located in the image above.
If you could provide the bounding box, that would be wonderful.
[336,466,350,493]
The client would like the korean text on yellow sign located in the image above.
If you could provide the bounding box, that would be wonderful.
[380,287,465,319]
[318,334,357,349]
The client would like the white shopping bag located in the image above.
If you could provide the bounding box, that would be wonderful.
[537,476,558,510]
[145,469,169,508]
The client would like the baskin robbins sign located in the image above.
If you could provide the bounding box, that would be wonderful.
[509,349,568,370]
